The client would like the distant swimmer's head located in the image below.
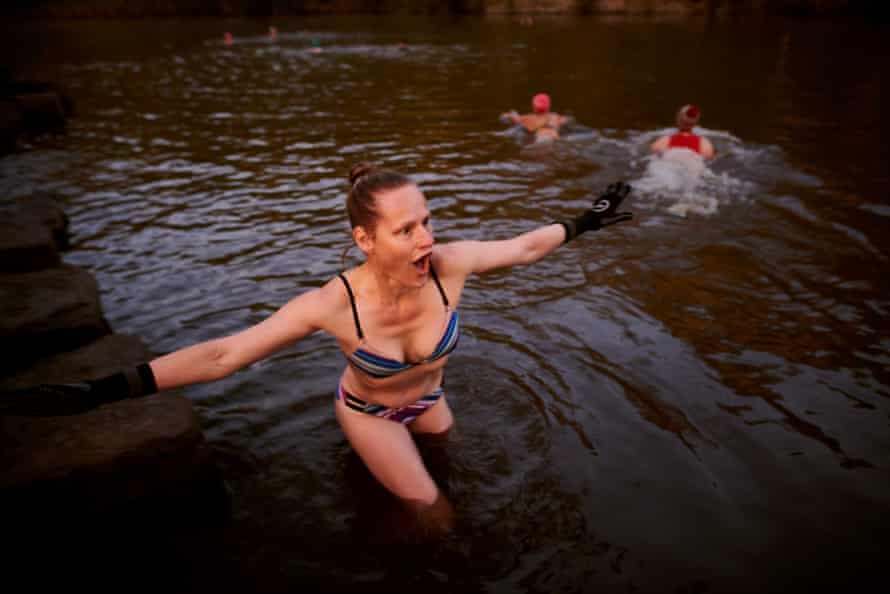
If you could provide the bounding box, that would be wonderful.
[532,93,551,114]
[676,104,701,132]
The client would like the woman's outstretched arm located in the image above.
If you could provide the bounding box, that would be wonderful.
[150,281,337,390]
[441,182,633,276]
[19,278,344,409]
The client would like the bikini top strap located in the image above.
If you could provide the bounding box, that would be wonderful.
[429,263,450,308]
[337,273,364,340]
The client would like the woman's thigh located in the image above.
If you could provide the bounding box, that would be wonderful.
[410,393,454,436]
[335,397,438,505]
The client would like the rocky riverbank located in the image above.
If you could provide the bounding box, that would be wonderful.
[0,194,226,579]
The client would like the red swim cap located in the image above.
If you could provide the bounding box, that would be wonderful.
[676,104,701,130]
[532,93,551,114]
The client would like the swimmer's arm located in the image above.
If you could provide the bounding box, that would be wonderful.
[149,282,337,390]
[515,114,539,132]
[650,136,670,154]
[500,110,521,124]
[439,224,566,276]
[700,137,716,159]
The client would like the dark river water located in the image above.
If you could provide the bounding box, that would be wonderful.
[3,14,889,594]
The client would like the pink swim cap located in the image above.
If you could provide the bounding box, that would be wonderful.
[532,93,551,114]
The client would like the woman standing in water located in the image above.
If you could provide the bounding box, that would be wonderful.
[35,163,632,532]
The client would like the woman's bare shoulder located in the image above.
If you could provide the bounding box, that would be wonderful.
[432,241,478,278]
[284,274,352,334]
[318,274,352,310]
[430,244,471,306]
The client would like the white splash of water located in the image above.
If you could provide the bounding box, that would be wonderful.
[499,122,816,219]
[623,127,774,218]
[635,149,719,217]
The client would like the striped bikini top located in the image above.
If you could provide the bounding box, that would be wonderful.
[337,266,460,379]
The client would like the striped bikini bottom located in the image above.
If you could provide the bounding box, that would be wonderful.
[336,384,443,425]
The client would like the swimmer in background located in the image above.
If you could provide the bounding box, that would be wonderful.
[650,104,716,159]
[501,93,571,141]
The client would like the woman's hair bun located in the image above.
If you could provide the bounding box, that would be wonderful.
[349,162,377,187]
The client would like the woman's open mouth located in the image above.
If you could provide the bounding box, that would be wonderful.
[413,253,431,275]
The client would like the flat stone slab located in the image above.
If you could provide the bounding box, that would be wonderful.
[0,332,158,417]
[0,195,70,272]
[0,391,224,547]
[0,332,153,393]
[0,386,225,546]
[0,211,60,272]
[0,195,70,273]
[0,331,212,493]
[0,264,111,370]
[2,392,225,593]
[0,392,204,490]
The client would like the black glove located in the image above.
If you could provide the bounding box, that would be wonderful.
[557,181,633,243]
[0,363,158,417]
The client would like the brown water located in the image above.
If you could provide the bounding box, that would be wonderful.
[3,15,889,594]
